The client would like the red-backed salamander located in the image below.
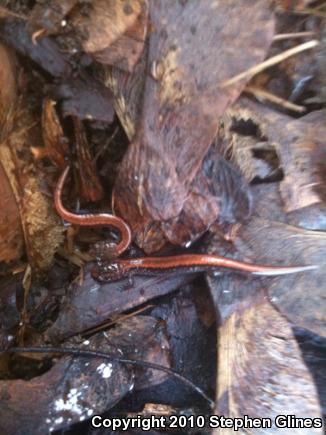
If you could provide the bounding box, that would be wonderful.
[55,166,317,283]
[91,254,317,282]
[54,166,132,257]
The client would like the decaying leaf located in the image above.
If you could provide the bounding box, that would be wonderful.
[28,0,78,36]
[227,98,326,212]
[287,203,326,231]
[0,42,17,127]
[51,77,115,123]
[162,148,251,247]
[0,67,23,263]
[214,297,322,435]
[114,0,275,251]
[0,333,133,435]
[73,0,143,53]
[0,18,73,78]
[0,146,24,262]
[103,315,170,389]
[28,0,148,72]
[78,0,149,71]
[46,267,195,341]
[0,315,172,434]
[105,44,149,140]
[73,117,104,202]
[0,18,115,123]
[234,216,326,337]
[31,98,69,169]
[204,221,324,428]
[0,98,63,273]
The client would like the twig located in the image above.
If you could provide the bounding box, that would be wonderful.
[0,6,27,19]
[273,31,316,41]
[4,346,215,408]
[292,8,326,18]
[245,86,306,113]
[83,304,155,336]
[93,126,119,163]
[221,40,319,87]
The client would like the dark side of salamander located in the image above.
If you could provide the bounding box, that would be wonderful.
[91,256,317,283]
[91,261,207,282]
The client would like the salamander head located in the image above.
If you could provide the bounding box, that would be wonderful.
[91,261,126,282]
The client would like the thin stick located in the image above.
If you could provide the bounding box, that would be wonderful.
[221,40,319,87]
[0,6,27,19]
[273,31,316,41]
[293,8,326,18]
[83,304,155,336]
[245,86,306,113]
[5,346,215,408]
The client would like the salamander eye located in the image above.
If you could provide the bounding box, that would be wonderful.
[91,261,124,282]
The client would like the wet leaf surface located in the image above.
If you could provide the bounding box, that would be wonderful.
[228,98,326,212]
[0,334,133,435]
[213,296,323,434]
[162,148,252,247]
[235,217,326,337]
[72,0,148,72]
[0,316,172,435]
[46,266,196,341]
[0,18,115,123]
[114,0,275,247]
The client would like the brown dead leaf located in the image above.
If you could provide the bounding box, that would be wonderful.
[0,18,115,123]
[0,99,63,273]
[89,0,148,72]
[287,203,326,231]
[0,18,73,78]
[0,145,24,264]
[204,230,324,430]
[76,0,142,52]
[46,268,195,341]
[105,315,170,389]
[71,0,147,71]
[162,148,251,248]
[28,0,148,72]
[234,217,326,337]
[214,298,322,434]
[0,43,17,127]
[73,117,104,202]
[227,98,326,212]
[0,334,133,435]
[0,43,23,264]
[28,0,78,36]
[114,0,275,251]
[31,98,69,169]
[105,44,148,140]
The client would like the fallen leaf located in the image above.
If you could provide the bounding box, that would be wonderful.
[0,334,133,435]
[46,268,196,341]
[114,0,275,250]
[163,148,251,247]
[235,217,326,337]
[32,98,69,169]
[28,0,78,36]
[227,98,326,212]
[214,297,323,434]
[0,99,63,273]
[85,0,149,72]
[0,42,17,126]
[0,157,24,263]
